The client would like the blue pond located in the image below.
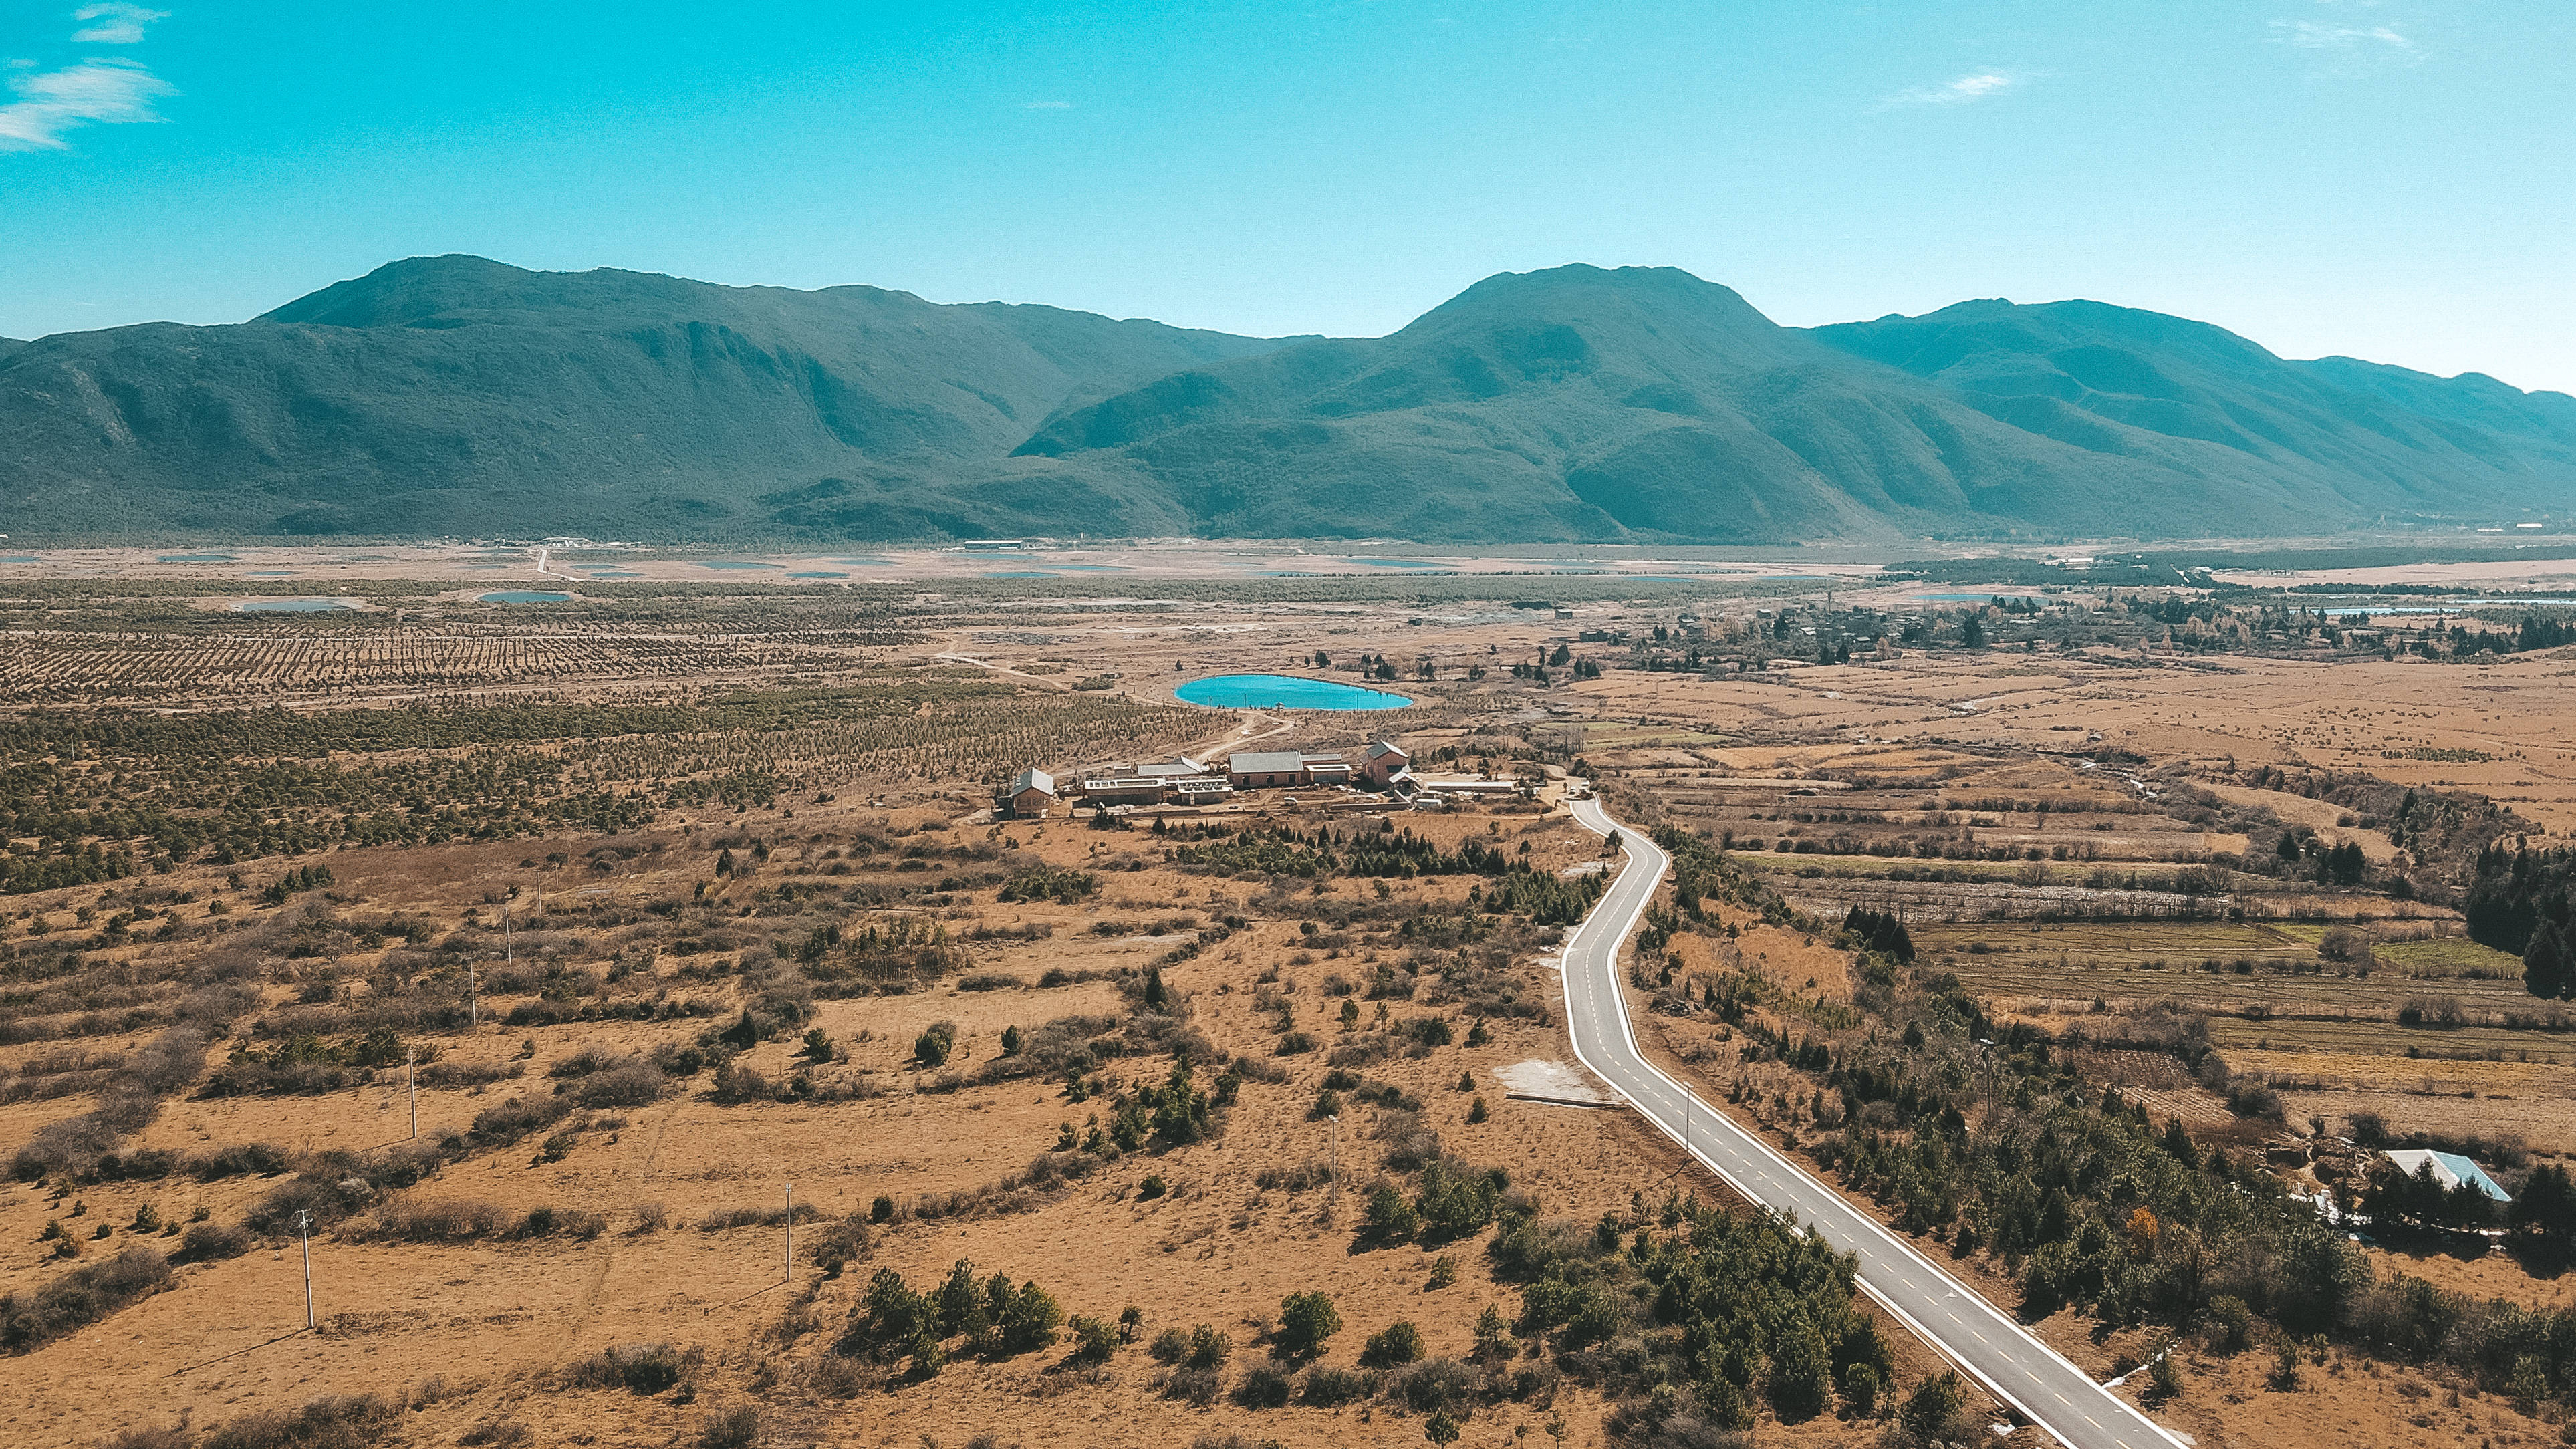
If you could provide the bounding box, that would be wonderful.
[233,598,350,614]
[160,553,238,563]
[1176,674,1412,710]
[481,591,571,603]
[787,571,848,579]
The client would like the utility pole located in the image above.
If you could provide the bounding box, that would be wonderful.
[783,1183,793,1285]
[406,1047,418,1139]
[295,1208,315,1330]
[1327,1115,1339,1199]
[467,953,479,1029]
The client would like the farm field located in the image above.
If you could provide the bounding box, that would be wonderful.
[0,561,2571,1449]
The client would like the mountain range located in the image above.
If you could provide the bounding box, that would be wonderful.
[2,255,2569,543]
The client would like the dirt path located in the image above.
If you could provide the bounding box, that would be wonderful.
[930,651,1072,690]
[1182,709,1295,763]
[553,1095,684,1363]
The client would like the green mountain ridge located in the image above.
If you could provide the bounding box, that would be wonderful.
[0,256,2567,543]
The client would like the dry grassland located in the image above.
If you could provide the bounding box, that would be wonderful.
[1,565,2571,1449]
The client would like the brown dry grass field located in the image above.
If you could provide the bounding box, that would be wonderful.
[1,561,2573,1449]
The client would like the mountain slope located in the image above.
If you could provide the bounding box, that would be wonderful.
[1,257,2569,543]
[0,256,1282,538]
[1809,300,2576,518]
[1011,265,2555,541]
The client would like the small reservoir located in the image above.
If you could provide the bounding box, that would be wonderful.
[480,591,572,603]
[1175,674,1412,710]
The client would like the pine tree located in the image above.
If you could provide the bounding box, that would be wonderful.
[2527,918,2569,1001]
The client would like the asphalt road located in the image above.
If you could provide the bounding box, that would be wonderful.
[1558,798,2186,1449]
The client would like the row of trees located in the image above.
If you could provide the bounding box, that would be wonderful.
[2464,844,2575,999]
[2364,1160,2576,1240]
[842,1260,1065,1375]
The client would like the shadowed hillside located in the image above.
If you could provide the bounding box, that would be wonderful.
[0,256,1283,540]
[1,257,2570,542]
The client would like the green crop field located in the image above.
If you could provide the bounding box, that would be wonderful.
[1938,956,2527,1017]
[2200,1015,2576,1066]
[1920,919,2315,964]
[2373,936,2525,978]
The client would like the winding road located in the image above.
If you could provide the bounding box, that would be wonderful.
[1557,797,2188,1449]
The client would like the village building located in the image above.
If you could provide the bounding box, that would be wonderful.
[1416,777,1519,801]
[1227,750,1309,789]
[1166,777,1235,805]
[2381,1148,2513,1204]
[1076,775,1166,806]
[1360,739,1410,785]
[999,768,1057,819]
[1225,750,1351,789]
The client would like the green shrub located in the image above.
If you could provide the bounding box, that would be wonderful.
[1275,1291,1341,1360]
[1362,1182,1420,1243]
[1842,1361,1882,1416]
[1360,1320,1424,1368]
[1299,1365,1378,1406]
[1233,1364,1293,1408]
[1185,1323,1231,1370]
[1000,1281,1063,1353]
[914,1022,958,1067]
[1067,1314,1117,1364]
[999,868,1098,904]
[2208,1294,2253,1353]
[1901,1371,1969,1440]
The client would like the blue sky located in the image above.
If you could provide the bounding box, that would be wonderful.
[3,1,2571,392]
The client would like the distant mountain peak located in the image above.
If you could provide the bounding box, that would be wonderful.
[1,257,2567,544]
[1426,262,1767,319]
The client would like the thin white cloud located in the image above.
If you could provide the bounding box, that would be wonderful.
[2277,0,2411,78]
[1878,71,2017,110]
[2271,8,2422,76]
[72,3,167,45]
[1021,100,1073,109]
[0,57,172,150]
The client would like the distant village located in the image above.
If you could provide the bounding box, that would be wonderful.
[997,739,1536,820]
